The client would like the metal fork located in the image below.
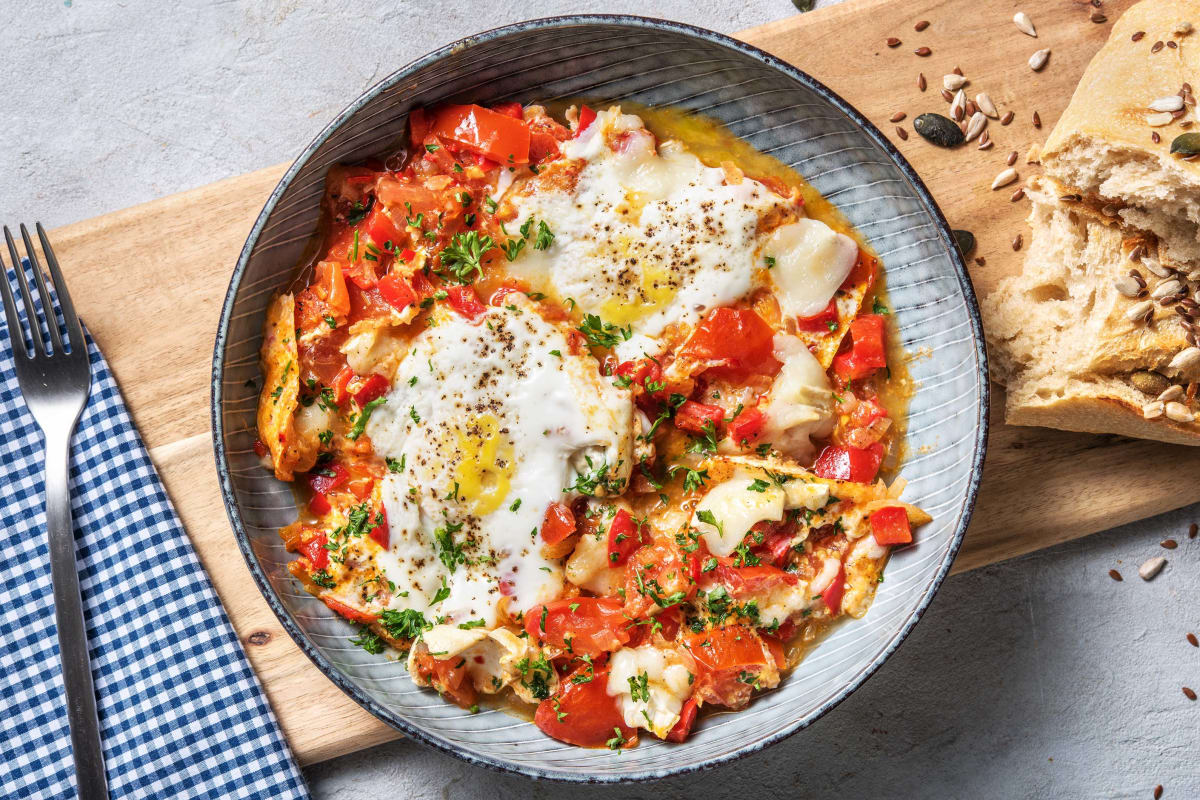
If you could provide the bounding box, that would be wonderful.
[1,224,107,800]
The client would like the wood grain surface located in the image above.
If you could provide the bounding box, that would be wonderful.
[42,0,1198,765]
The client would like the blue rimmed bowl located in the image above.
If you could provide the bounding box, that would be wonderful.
[212,15,988,782]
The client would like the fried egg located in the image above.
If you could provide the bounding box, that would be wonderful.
[502,107,860,359]
[365,297,634,626]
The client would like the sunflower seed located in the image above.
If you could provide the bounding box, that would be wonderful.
[1167,401,1195,422]
[1013,11,1038,37]
[1143,401,1166,419]
[965,112,987,142]
[991,167,1018,189]
[1002,110,1015,125]
[953,66,963,76]
[1139,556,1167,580]
[1151,95,1186,112]
[1146,112,1175,127]
[1127,299,1155,321]
[1115,276,1143,297]
[1152,279,1183,298]
[976,93,999,118]
[1029,48,1051,71]
[1158,384,1185,402]
[944,73,968,91]
[1169,347,1200,371]
[915,113,965,147]
[951,89,967,120]
[1144,257,1172,277]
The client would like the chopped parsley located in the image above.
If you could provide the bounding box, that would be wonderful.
[310,569,335,588]
[747,478,770,492]
[872,297,890,315]
[577,314,632,349]
[439,231,496,284]
[346,397,386,440]
[379,608,431,640]
[350,626,386,654]
[434,519,467,571]
[628,671,651,703]
[386,455,406,473]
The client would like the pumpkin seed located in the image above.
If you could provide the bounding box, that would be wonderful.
[952,229,976,256]
[915,113,965,147]
[1171,132,1200,155]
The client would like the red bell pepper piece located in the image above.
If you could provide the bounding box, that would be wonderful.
[377,273,417,311]
[309,464,349,496]
[323,597,378,624]
[795,298,839,333]
[575,105,597,137]
[307,493,331,516]
[352,373,390,406]
[869,506,912,546]
[812,443,885,483]
[832,314,887,382]
[430,104,530,165]
[541,502,576,545]
[252,438,269,458]
[490,101,524,119]
[369,506,390,549]
[445,285,486,320]
[606,508,647,567]
[726,408,765,446]
[822,563,846,614]
[298,532,328,570]
[675,400,725,435]
[331,366,354,407]
[361,205,402,249]
[666,697,699,742]
[614,358,665,398]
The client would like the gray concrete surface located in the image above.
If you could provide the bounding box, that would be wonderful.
[6,1,1200,798]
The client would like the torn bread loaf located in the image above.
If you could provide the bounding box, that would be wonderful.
[987,177,1200,444]
[985,0,1200,445]
[1039,0,1200,263]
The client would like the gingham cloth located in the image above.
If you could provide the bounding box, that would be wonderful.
[0,261,311,799]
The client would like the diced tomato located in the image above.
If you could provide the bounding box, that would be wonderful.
[525,596,631,658]
[679,307,781,379]
[705,561,798,596]
[352,373,390,406]
[675,400,725,435]
[408,107,432,151]
[323,597,378,624]
[614,358,665,398]
[869,505,912,546]
[535,665,636,748]
[331,366,354,406]
[314,261,351,319]
[832,314,887,382]
[575,105,597,137]
[666,697,699,743]
[795,298,839,333]
[376,273,417,311]
[253,438,269,458]
[624,541,697,617]
[488,285,524,306]
[812,443,885,483]
[445,285,486,320]
[490,101,524,119]
[430,104,530,165]
[606,508,648,567]
[727,408,765,446]
[297,532,328,570]
[541,502,576,545]
[361,205,403,249]
[412,650,477,709]
[683,625,773,709]
[849,397,889,428]
[347,476,374,501]
[840,248,877,293]
[369,507,390,548]
[822,563,846,614]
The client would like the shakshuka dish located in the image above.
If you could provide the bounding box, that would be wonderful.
[255,101,929,749]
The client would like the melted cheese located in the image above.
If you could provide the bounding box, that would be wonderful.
[763,218,859,318]
[607,645,693,738]
[691,472,786,558]
[759,335,836,462]
[365,299,634,625]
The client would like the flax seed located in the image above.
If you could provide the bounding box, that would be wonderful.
[915,20,930,31]
[1153,40,1165,53]
[1184,687,1197,701]
[1007,150,1018,166]
[1188,633,1198,647]
[1011,187,1025,202]
[1012,233,1023,251]
[1033,111,1042,128]
[896,126,909,140]
[1001,111,1015,125]
[1189,522,1197,538]
[890,111,907,122]
[915,46,932,56]
[1162,539,1179,549]
[1109,569,1123,581]
[1133,30,1146,42]
[918,73,927,91]
[887,37,902,47]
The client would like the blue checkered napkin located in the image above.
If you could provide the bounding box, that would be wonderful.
[0,262,310,800]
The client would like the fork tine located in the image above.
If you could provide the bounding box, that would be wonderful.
[3,226,44,356]
[0,244,27,359]
[36,223,84,354]
[21,224,64,354]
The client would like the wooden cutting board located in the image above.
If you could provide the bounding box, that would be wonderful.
[40,0,1195,766]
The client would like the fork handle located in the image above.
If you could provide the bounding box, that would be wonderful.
[45,429,109,800]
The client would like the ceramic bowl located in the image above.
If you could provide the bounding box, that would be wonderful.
[212,15,988,782]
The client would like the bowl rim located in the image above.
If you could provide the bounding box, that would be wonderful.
[211,12,989,783]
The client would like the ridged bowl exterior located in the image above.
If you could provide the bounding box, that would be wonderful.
[212,15,988,782]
